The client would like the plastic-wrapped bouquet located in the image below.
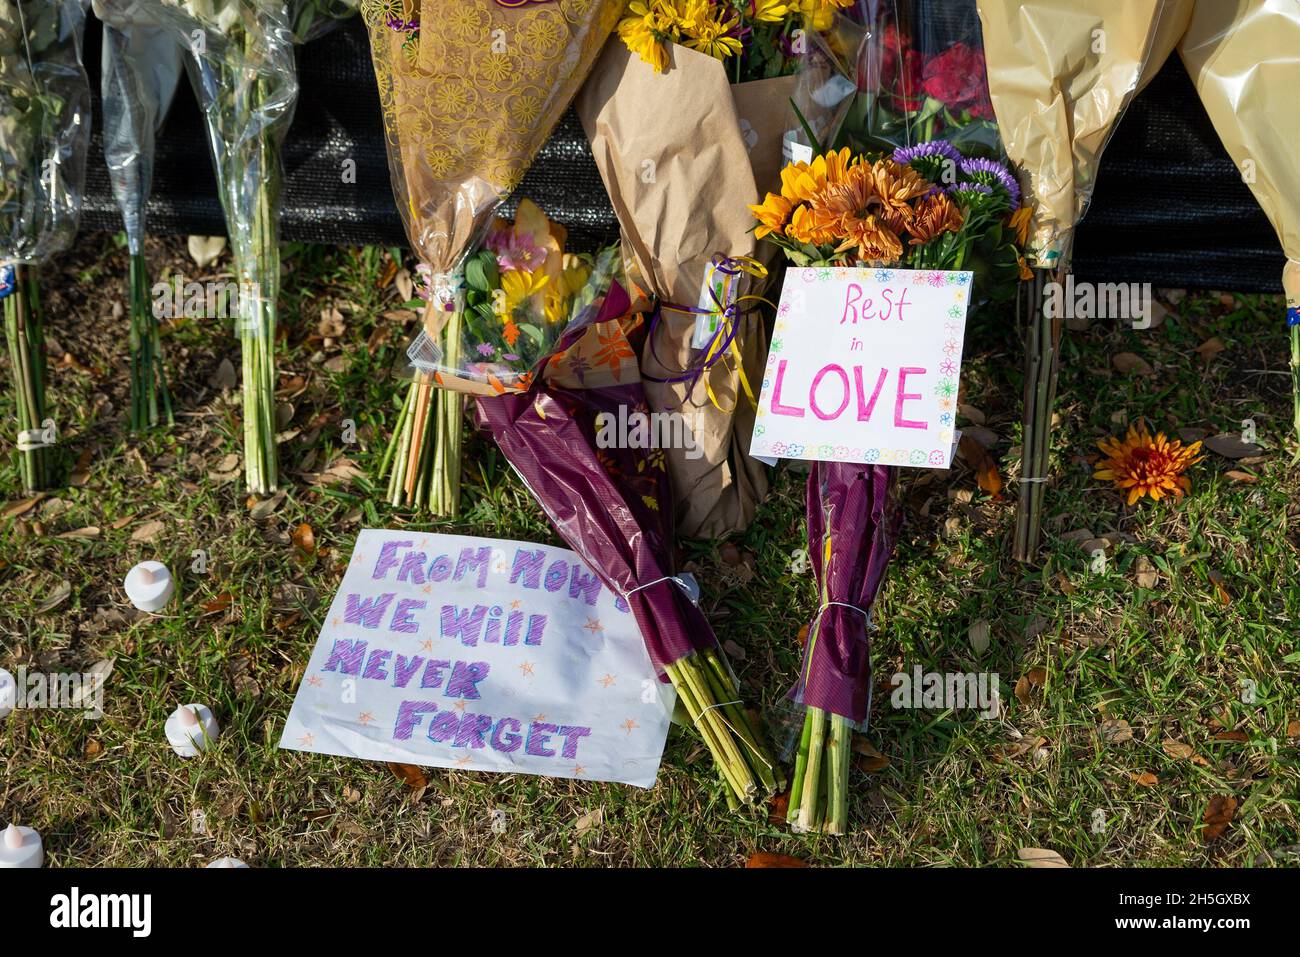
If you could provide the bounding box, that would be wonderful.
[382,199,621,500]
[95,0,185,430]
[137,0,357,492]
[749,140,1026,833]
[363,0,622,516]
[579,0,852,537]
[0,0,91,492]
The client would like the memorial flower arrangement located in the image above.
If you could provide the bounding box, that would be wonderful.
[0,0,91,493]
[476,281,783,809]
[363,0,622,516]
[749,140,1026,833]
[96,0,185,430]
[140,0,357,492]
[381,198,621,505]
[617,0,854,80]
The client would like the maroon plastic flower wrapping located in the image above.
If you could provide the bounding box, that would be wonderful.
[793,461,902,722]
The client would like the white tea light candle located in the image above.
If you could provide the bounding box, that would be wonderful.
[124,561,175,612]
[0,824,43,868]
[206,857,250,868]
[165,703,219,757]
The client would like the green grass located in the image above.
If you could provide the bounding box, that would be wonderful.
[1,234,1297,867]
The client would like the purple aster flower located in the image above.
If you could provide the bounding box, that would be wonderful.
[892,141,963,165]
[476,343,495,357]
[957,157,1020,206]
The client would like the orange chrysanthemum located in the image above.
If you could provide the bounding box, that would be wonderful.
[808,164,905,261]
[865,158,930,233]
[907,190,964,245]
[1093,421,1203,505]
[750,192,794,239]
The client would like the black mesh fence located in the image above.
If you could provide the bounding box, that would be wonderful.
[77,17,1287,293]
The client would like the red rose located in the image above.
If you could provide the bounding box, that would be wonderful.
[858,24,926,110]
[921,43,994,117]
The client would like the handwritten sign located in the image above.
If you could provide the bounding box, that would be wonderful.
[280,530,673,788]
[750,267,972,469]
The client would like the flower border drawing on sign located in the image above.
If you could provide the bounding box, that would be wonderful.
[750,267,972,469]
[280,530,674,788]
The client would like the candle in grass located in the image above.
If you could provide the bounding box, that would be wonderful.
[165,703,219,757]
[206,857,249,868]
[124,561,174,612]
[0,824,43,868]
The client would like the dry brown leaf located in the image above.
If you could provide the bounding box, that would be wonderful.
[1112,352,1154,376]
[131,519,166,542]
[248,489,287,520]
[37,581,72,614]
[1203,433,1263,460]
[1213,730,1248,743]
[574,807,603,836]
[1018,847,1070,868]
[1223,469,1257,484]
[1132,771,1159,787]
[968,619,991,654]
[57,526,101,540]
[1202,794,1238,843]
[767,791,790,825]
[958,433,1003,499]
[745,852,808,868]
[69,448,93,487]
[851,737,890,771]
[1194,337,1226,363]
[1287,720,1300,740]
[201,592,234,614]
[3,494,46,519]
[84,739,103,759]
[1162,739,1196,760]
[386,762,429,790]
[1102,718,1133,744]
[1133,555,1159,590]
[291,523,317,556]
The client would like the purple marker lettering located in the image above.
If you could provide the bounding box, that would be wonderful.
[322,639,367,675]
[344,592,395,629]
[389,598,426,634]
[362,648,392,681]
[525,722,558,757]
[393,700,438,740]
[372,540,411,580]
[445,660,491,699]
[455,547,491,588]
[420,659,451,689]
[392,654,424,689]
[440,603,487,646]
[556,725,592,759]
[490,717,523,753]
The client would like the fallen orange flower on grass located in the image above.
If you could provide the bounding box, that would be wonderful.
[1093,421,1203,505]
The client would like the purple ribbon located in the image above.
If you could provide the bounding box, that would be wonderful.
[644,254,753,394]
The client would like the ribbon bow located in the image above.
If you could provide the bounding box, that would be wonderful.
[646,253,769,412]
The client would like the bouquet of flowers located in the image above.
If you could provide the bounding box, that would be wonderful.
[381,199,622,501]
[363,0,621,516]
[475,272,782,808]
[0,0,90,493]
[790,1,1024,301]
[975,0,1173,559]
[749,140,1026,832]
[95,0,185,430]
[794,0,1002,159]
[138,0,357,493]
[1175,0,1300,457]
[577,1,848,538]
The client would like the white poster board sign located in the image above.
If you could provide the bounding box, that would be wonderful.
[281,530,674,788]
[751,267,972,469]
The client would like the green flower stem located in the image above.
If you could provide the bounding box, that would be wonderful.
[128,251,172,430]
[4,266,50,493]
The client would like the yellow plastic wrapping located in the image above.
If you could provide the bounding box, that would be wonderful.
[975,0,1167,266]
[1179,0,1300,314]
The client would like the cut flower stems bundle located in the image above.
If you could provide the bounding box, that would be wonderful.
[0,0,91,493]
[362,0,622,517]
[2,266,51,492]
[140,0,356,492]
[97,11,184,430]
